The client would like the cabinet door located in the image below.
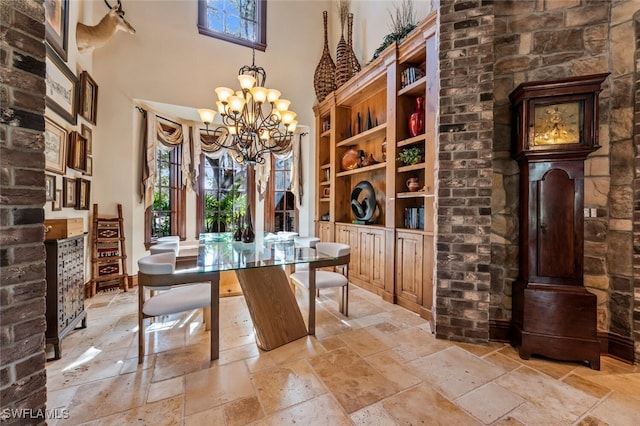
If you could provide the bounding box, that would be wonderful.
[336,225,358,273]
[317,222,332,242]
[357,228,385,289]
[395,231,423,304]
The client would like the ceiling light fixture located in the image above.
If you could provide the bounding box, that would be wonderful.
[198,51,298,166]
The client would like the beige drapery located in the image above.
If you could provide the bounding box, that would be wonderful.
[140,104,304,208]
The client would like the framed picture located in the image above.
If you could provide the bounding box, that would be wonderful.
[62,177,76,207]
[44,116,67,174]
[52,189,62,211]
[76,178,91,210]
[81,124,92,155]
[44,0,69,62]
[68,131,88,172]
[45,174,56,201]
[46,43,78,125]
[79,71,98,125]
[83,156,93,177]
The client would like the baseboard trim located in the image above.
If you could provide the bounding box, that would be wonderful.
[490,320,635,364]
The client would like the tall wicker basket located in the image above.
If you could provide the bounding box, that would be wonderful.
[313,11,336,102]
[347,13,360,78]
[335,2,351,89]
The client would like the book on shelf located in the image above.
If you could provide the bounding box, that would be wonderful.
[400,67,426,89]
[404,205,425,230]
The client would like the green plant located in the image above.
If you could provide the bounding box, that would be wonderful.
[397,147,422,165]
[372,0,416,60]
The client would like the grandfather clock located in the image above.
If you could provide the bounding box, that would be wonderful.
[510,73,608,370]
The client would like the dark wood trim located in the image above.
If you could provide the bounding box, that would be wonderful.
[490,320,635,364]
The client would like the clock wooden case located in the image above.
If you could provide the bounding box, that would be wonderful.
[509,73,609,370]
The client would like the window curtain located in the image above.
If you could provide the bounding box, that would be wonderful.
[139,108,196,209]
[255,130,304,205]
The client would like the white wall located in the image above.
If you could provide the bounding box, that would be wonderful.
[90,0,432,273]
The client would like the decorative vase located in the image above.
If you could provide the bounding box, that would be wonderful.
[242,208,255,243]
[313,11,336,102]
[355,112,361,135]
[361,153,379,167]
[347,13,360,78]
[341,147,361,171]
[335,1,350,88]
[406,177,420,192]
[233,216,243,241]
[408,96,425,137]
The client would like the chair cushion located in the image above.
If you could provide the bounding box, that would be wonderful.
[294,236,320,248]
[290,271,348,289]
[315,242,350,257]
[138,252,176,274]
[150,242,179,255]
[143,283,211,316]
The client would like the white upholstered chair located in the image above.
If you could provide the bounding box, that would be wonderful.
[290,242,351,316]
[137,252,211,363]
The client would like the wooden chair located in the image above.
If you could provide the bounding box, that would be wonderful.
[290,242,350,316]
[137,252,211,363]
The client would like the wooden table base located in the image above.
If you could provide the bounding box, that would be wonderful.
[235,266,308,351]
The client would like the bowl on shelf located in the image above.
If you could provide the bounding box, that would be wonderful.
[341,148,362,171]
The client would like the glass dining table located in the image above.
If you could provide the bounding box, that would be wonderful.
[138,233,342,363]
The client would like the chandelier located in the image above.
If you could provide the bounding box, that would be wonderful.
[198,52,298,166]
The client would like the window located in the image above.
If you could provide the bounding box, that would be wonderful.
[264,156,297,233]
[197,0,267,51]
[197,153,250,236]
[145,146,185,247]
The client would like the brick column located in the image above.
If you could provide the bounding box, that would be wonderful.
[436,0,494,343]
[0,0,48,421]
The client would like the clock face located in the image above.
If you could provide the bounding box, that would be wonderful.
[533,101,582,145]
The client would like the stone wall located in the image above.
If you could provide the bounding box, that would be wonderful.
[0,0,48,422]
[488,0,638,359]
[436,0,495,343]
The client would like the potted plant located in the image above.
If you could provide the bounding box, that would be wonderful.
[397,147,423,165]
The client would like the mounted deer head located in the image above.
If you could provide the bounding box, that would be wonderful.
[76,0,136,54]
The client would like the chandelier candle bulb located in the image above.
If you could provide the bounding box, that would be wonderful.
[266,89,281,103]
[280,111,296,125]
[274,99,290,111]
[198,109,216,125]
[228,96,245,113]
[215,87,234,102]
[216,101,225,114]
[250,87,268,103]
[238,74,256,90]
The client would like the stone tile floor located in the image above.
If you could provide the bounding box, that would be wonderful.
[46,285,639,425]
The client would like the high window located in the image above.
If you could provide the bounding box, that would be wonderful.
[197,0,267,51]
[264,156,297,233]
[197,153,249,236]
[145,146,185,247]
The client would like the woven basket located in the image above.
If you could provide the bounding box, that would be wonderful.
[313,11,336,102]
[347,13,360,78]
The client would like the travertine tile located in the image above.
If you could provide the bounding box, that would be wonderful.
[496,366,599,425]
[245,336,326,373]
[184,360,254,416]
[497,345,581,379]
[151,340,212,382]
[338,327,392,357]
[253,394,352,426]
[483,351,524,372]
[80,396,182,425]
[455,382,525,424]
[383,383,481,425]
[365,351,422,391]
[590,391,640,426]
[251,359,327,414]
[562,373,611,398]
[147,376,184,403]
[183,406,226,426]
[390,326,450,362]
[223,396,264,425]
[309,347,400,413]
[407,346,506,399]
[350,402,400,426]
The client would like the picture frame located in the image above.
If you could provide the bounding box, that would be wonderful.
[44,116,67,175]
[45,174,56,201]
[62,177,76,207]
[68,131,88,172]
[44,0,69,62]
[76,178,91,210]
[81,124,92,155]
[83,156,93,177]
[79,71,98,125]
[46,43,78,125]
[52,189,62,211]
